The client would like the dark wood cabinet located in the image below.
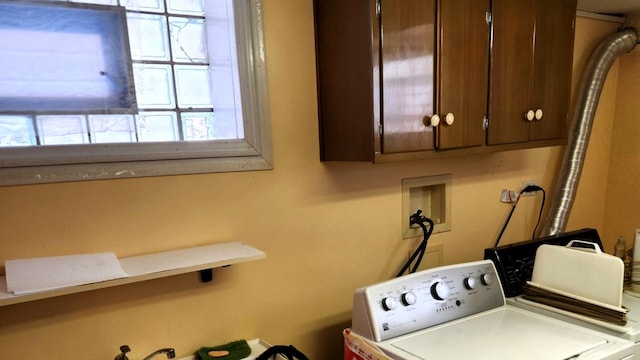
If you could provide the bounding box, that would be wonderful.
[314,0,576,162]
[314,0,490,161]
[487,0,577,145]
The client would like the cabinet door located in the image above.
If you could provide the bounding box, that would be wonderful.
[315,0,377,161]
[436,0,490,150]
[529,0,576,141]
[487,0,535,145]
[380,0,436,153]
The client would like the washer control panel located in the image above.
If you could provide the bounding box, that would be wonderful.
[351,260,505,342]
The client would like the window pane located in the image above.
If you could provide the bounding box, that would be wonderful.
[121,0,164,13]
[174,65,212,108]
[169,17,207,63]
[133,64,176,109]
[136,111,179,142]
[208,108,240,140]
[0,115,36,147]
[210,65,237,108]
[181,112,214,140]
[205,0,243,139]
[0,2,136,112]
[37,115,89,145]
[167,0,204,16]
[73,0,118,5]
[127,12,170,61]
[88,114,136,143]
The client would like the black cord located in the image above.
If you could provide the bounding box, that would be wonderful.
[493,197,519,248]
[531,188,546,240]
[396,210,434,278]
[493,185,545,248]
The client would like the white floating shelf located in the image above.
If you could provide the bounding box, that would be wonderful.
[0,241,265,307]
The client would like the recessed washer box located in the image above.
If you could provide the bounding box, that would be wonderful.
[402,174,451,239]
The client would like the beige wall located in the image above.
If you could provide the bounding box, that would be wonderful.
[566,16,621,250]
[603,30,640,250]
[0,4,624,359]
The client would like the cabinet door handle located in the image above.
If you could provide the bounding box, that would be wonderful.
[535,109,543,120]
[424,114,441,127]
[445,113,455,126]
[525,109,535,121]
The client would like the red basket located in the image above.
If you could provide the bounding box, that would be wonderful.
[343,328,392,360]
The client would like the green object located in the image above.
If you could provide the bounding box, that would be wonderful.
[196,340,251,360]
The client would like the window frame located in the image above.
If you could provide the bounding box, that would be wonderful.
[0,0,272,186]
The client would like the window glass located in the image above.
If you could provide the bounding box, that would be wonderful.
[0,0,272,186]
[89,115,137,143]
[127,12,170,61]
[169,17,207,63]
[137,112,179,142]
[0,1,135,112]
[0,116,36,146]
[167,0,203,16]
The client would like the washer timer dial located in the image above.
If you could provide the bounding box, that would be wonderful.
[430,281,450,301]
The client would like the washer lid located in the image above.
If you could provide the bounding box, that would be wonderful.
[385,308,618,360]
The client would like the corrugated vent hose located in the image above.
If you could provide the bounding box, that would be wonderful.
[540,27,639,237]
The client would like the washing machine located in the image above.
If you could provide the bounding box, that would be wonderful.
[508,291,640,355]
[482,228,640,355]
[350,260,633,359]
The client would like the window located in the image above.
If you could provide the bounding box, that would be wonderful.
[0,0,272,186]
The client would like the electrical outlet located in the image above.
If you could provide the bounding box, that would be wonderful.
[500,189,517,203]
[521,181,540,196]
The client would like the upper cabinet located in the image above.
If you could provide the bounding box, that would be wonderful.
[487,0,577,145]
[436,0,490,151]
[314,0,576,162]
[314,0,490,161]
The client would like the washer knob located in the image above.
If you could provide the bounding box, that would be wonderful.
[382,297,398,311]
[481,273,494,286]
[463,276,477,290]
[430,281,450,301]
[401,291,417,306]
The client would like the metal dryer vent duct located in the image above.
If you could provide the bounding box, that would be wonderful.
[540,28,639,237]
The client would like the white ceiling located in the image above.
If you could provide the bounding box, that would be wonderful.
[577,0,640,15]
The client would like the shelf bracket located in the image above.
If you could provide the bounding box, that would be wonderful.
[199,268,214,283]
